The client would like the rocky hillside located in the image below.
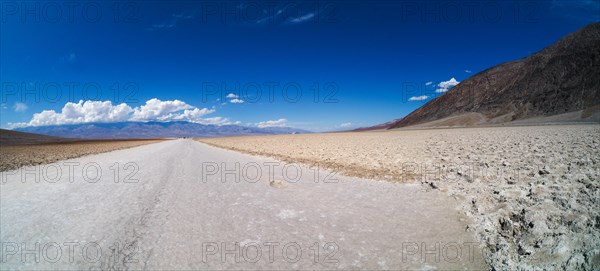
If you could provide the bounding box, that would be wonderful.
[390,22,600,128]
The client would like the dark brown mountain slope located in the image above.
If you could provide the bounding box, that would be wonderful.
[352,118,400,131]
[0,129,71,145]
[390,22,600,129]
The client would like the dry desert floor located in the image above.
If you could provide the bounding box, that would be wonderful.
[199,124,600,270]
[0,139,166,172]
[2,139,488,270]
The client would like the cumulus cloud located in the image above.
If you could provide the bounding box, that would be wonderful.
[156,107,216,122]
[256,118,288,128]
[436,77,460,93]
[225,93,244,104]
[8,99,224,128]
[131,98,193,121]
[10,100,132,128]
[439,77,460,89]
[200,117,239,126]
[339,122,353,128]
[13,102,28,112]
[408,95,429,101]
[425,82,433,86]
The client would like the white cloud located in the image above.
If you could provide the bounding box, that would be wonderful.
[425,82,433,86]
[225,93,244,104]
[13,102,28,112]
[465,70,472,73]
[256,118,288,128]
[10,100,132,128]
[131,98,193,121]
[439,77,460,89]
[9,99,224,128]
[181,107,215,118]
[157,107,216,122]
[436,78,460,93]
[197,116,236,125]
[290,12,315,23]
[151,11,195,30]
[408,95,429,101]
[339,122,352,128]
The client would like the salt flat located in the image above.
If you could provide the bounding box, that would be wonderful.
[0,139,486,270]
[200,125,600,270]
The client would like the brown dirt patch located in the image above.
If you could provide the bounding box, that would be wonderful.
[0,139,167,172]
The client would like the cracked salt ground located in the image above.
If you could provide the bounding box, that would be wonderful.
[1,139,487,270]
[199,125,600,270]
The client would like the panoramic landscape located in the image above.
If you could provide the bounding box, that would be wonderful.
[1,1,599,270]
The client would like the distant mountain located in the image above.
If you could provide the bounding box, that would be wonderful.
[387,22,600,129]
[352,119,402,132]
[13,122,310,139]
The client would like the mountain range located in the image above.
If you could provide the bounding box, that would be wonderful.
[358,22,600,130]
[13,122,309,139]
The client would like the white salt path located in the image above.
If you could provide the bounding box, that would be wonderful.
[0,139,487,270]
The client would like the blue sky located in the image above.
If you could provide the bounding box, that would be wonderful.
[1,0,599,131]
